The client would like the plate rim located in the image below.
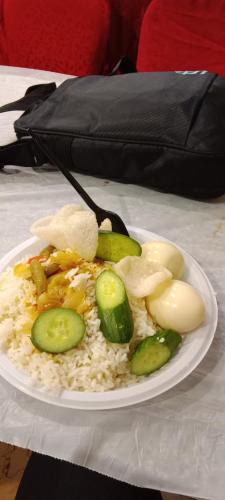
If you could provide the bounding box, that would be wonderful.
[0,226,218,410]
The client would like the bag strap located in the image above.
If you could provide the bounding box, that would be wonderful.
[0,138,46,168]
[0,62,135,169]
[0,82,56,168]
[0,82,56,113]
[110,56,136,76]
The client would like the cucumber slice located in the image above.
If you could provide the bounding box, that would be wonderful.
[31,307,85,353]
[96,270,133,343]
[96,231,141,262]
[130,329,182,375]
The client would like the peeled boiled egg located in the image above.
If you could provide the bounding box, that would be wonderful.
[146,280,205,333]
[142,241,184,279]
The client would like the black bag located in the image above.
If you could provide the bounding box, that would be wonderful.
[1,70,225,198]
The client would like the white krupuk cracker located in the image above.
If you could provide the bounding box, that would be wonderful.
[31,204,98,261]
[113,256,172,298]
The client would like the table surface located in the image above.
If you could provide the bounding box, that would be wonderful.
[0,65,225,500]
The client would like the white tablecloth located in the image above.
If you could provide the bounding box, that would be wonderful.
[0,65,225,500]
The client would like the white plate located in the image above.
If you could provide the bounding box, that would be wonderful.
[0,227,218,410]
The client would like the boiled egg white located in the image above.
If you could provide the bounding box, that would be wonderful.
[142,241,184,279]
[146,280,205,333]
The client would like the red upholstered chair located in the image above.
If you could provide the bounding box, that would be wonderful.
[137,0,225,76]
[0,0,110,75]
[0,1,7,63]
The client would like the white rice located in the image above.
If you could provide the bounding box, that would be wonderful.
[0,264,156,392]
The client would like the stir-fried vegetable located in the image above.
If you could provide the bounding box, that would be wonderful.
[39,245,55,259]
[30,260,47,295]
[63,288,86,311]
[14,263,31,279]
[50,250,80,270]
[44,262,60,277]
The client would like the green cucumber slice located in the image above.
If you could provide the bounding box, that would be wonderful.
[96,231,141,262]
[130,329,182,375]
[31,307,85,353]
[96,270,133,343]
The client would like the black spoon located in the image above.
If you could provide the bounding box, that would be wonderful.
[56,163,129,236]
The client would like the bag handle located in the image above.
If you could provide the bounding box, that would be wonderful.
[0,82,56,113]
[0,82,56,168]
[110,55,136,76]
[0,61,135,169]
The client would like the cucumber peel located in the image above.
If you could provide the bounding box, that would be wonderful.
[31,307,85,353]
[130,329,182,375]
[96,270,133,343]
[96,231,141,262]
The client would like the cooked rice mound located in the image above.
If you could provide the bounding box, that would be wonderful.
[0,260,155,392]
